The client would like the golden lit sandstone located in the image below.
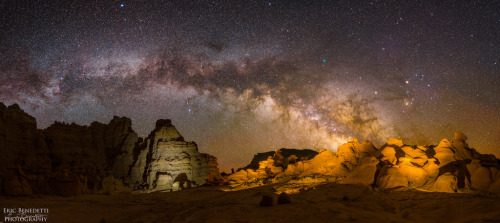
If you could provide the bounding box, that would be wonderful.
[343,156,378,186]
[470,167,492,190]
[398,158,429,187]
[299,139,376,177]
[424,172,458,193]
[376,166,408,189]
[227,132,499,194]
[433,139,456,168]
[379,145,397,165]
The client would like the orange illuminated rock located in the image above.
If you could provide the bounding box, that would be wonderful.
[470,166,492,190]
[433,139,457,168]
[376,166,408,189]
[398,158,428,187]
[424,173,457,193]
[343,156,378,186]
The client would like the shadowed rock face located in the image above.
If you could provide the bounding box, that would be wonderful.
[0,102,221,196]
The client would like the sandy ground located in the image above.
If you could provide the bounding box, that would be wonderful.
[1,184,499,223]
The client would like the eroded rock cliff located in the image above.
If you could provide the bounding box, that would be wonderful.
[129,119,221,191]
[0,102,221,196]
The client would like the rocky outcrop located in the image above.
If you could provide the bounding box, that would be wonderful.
[228,139,378,184]
[0,102,221,196]
[41,116,138,194]
[228,133,500,194]
[0,103,51,196]
[129,119,221,191]
[368,133,500,193]
[244,149,318,170]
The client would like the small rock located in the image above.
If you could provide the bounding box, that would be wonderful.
[277,192,292,204]
[259,195,273,206]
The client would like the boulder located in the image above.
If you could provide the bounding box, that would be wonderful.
[488,178,500,194]
[277,192,292,204]
[379,146,397,165]
[398,158,429,187]
[425,173,457,193]
[387,138,404,147]
[259,195,273,206]
[376,166,408,189]
[433,139,456,167]
[423,158,440,182]
[343,156,378,186]
[470,166,492,190]
[401,146,426,159]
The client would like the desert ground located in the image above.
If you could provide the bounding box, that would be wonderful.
[2,183,499,223]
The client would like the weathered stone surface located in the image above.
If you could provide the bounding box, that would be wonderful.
[387,138,404,147]
[470,166,492,190]
[379,146,397,165]
[423,158,440,182]
[425,173,457,193]
[0,103,49,196]
[244,148,318,170]
[101,175,126,194]
[228,132,499,194]
[131,119,221,191]
[343,156,378,186]
[398,158,428,187]
[376,166,408,189]
[488,178,500,194]
[0,102,221,196]
[433,139,456,167]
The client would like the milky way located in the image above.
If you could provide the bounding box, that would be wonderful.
[1,1,499,170]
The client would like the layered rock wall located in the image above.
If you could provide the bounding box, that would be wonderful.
[129,119,220,191]
[0,102,221,196]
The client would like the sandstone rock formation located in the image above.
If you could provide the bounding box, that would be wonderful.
[0,103,51,196]
[128,119,221,191]
[228,139,377,184]
[244,148,318,170]
[228,133,500,194]
[0,102,221,196]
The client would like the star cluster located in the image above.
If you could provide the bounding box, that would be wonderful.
[1,0,499,170]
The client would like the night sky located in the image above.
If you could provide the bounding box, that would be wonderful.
[1,0,499,170]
